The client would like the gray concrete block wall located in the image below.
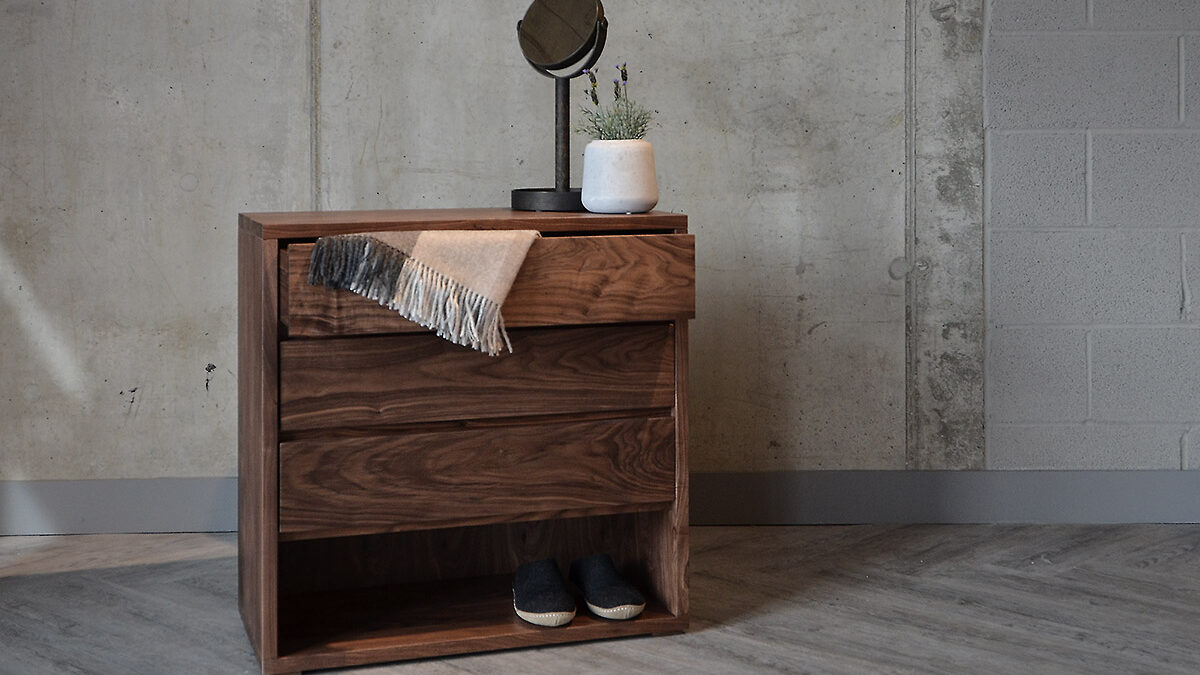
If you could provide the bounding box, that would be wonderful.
[988,34,1179,128]
[989,230,1181,324]
[1091,328,1200,421]
[989,0,1087,31]
[987,132,1085,228]
[986,0,1200,469]
[987,327,1088,421]
[1092,134,1200,225]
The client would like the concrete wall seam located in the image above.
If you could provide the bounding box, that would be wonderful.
[310,0,323,210]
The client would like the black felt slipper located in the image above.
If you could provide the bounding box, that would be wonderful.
[569,553,646,620]
[513,558,576,627]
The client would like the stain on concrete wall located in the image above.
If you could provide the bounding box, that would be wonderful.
[908,0,986,469]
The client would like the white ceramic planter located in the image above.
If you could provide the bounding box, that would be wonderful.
[580,139,659,214]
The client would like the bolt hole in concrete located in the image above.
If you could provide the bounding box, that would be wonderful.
[889,257,913,280]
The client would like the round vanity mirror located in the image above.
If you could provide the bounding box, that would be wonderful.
[518,0,606,75]
[512,0,607,211]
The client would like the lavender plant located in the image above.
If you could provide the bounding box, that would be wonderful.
[575,63,653,140]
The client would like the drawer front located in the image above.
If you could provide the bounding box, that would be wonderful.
[278,416,677,537]
[279,324,675,432]
[281,234,695,337]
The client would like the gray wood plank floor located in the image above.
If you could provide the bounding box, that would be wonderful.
[2,525,1198,674]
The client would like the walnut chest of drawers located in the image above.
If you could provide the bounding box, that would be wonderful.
[237,208,694,674]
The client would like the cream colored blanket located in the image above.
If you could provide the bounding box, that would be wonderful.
[307,230,539,355]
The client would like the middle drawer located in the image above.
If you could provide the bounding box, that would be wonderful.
[278,415,677,538]
[278,324,676,432]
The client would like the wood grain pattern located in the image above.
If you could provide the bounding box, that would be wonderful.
[278,416,676,538]
[236,223,280,668]
[240,207,688,240]
[278,325,675,432]
[280,234,695,337]
[274,574,686,670]
[241,208,691,672]
[638,320,690,618]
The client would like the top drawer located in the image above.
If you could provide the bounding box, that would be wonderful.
[280,234,695,337]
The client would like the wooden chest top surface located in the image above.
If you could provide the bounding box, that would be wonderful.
[240,208,688,240]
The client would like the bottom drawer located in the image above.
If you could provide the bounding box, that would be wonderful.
[278,416,676,539]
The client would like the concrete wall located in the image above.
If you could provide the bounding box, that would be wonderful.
[2,0,910,484]
[7,1,1200,529]
[1,2,310,480]
[314,1,910,473]
[986,0,1200,468]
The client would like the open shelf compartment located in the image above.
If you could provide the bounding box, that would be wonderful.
[275,573,686,670]
[271,513,688,670]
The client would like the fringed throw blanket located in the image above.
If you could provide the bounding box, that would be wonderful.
[307,230,539,356]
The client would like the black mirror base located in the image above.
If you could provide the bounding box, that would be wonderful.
[512,188,586,212]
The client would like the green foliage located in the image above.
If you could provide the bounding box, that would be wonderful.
[575,63,653,140]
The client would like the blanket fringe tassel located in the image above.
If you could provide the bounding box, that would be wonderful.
[308,235,512,356]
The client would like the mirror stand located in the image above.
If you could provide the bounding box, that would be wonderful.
[512,77,584,211]
[512,1,607,212]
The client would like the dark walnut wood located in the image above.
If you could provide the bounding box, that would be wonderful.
[638,321,691,617]
[238,208,690,674]
[280,234,695,337]
[241,207,688,239]
[279,513,652,594]
[275,575,687,671]
[278,416,676,539]
[278,325,675,432]
[237,223,280,663]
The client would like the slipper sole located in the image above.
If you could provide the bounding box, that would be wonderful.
[514,603,576,627]
[585,601,645,621]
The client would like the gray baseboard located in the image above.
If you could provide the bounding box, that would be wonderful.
[4,471,1199,535]
[1,478,238,535]
[691,471,1200,524]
